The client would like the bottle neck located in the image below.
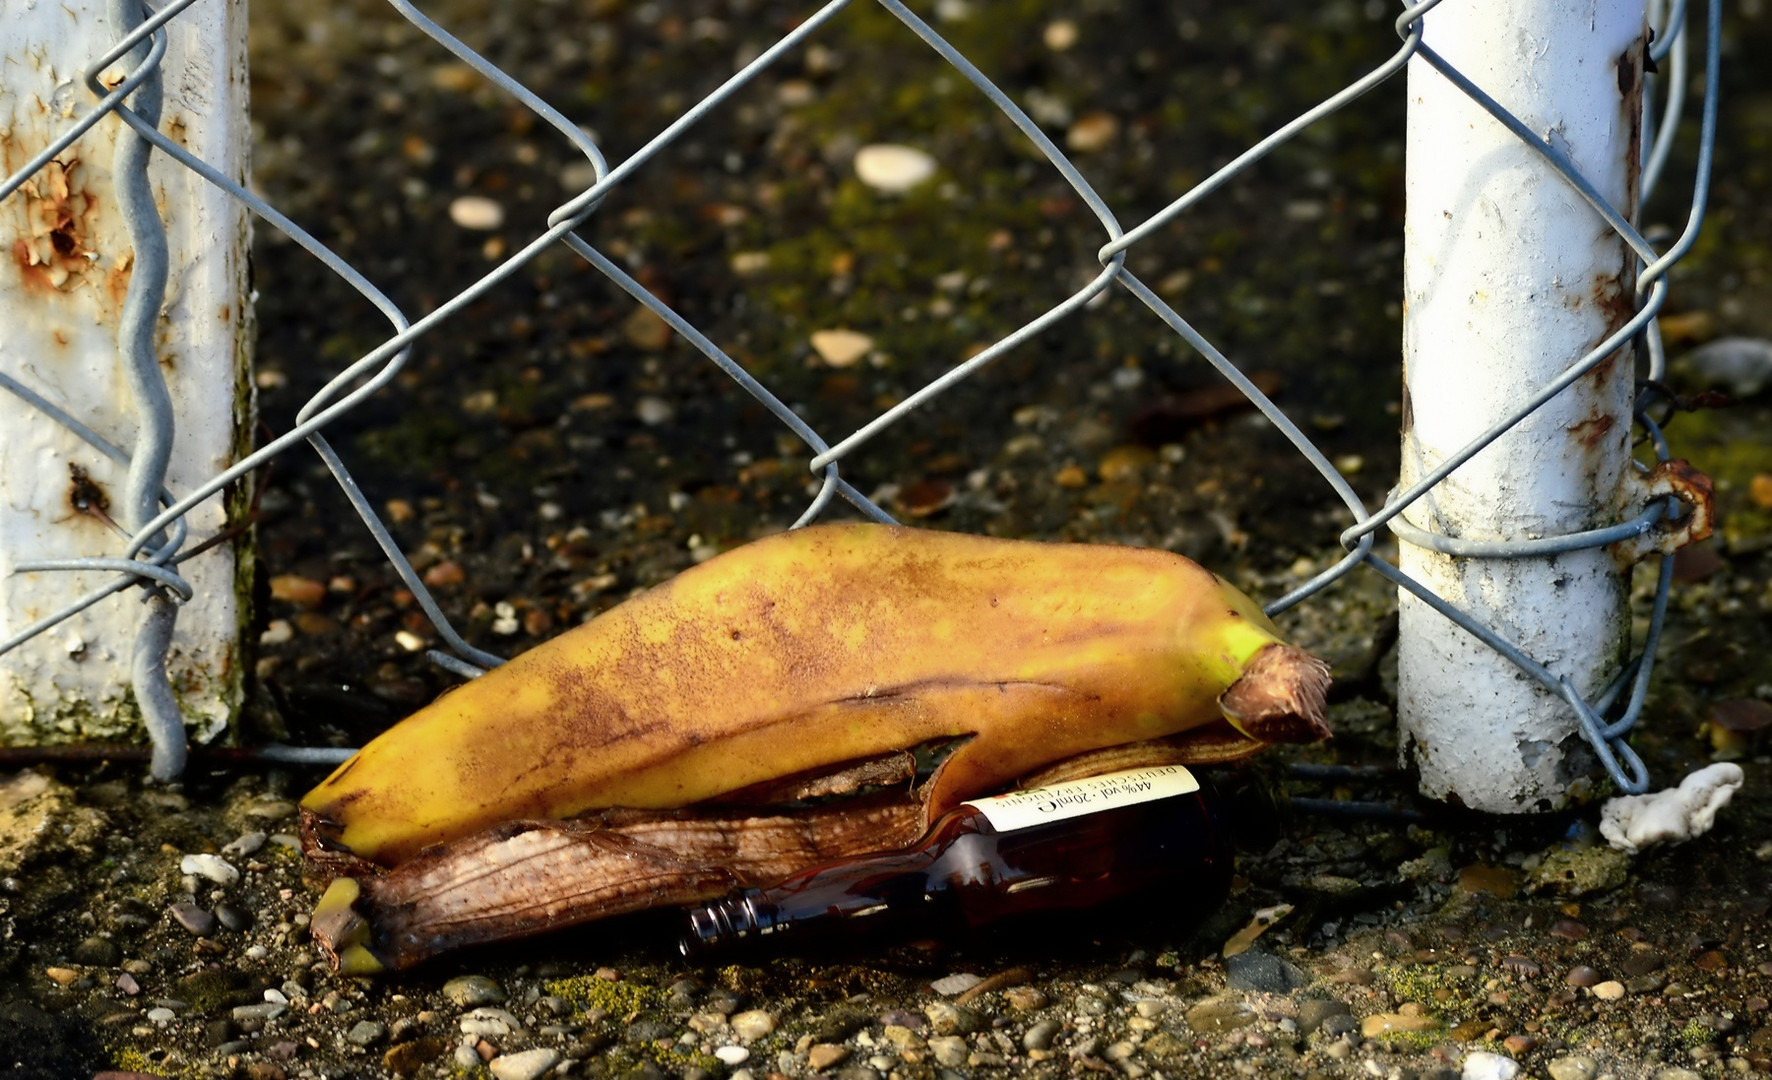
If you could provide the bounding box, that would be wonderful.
[680,834,949,956]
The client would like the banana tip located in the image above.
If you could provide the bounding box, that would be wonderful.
[311,877,387,976]
[1218,644,1333,744]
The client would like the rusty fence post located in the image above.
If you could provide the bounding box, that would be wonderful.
[1,0,253,772]
[1395,0,1650,811]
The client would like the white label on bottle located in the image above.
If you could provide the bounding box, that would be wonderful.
[963,765,1200,832]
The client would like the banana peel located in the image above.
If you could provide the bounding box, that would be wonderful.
[303,524,1329,866]
[301,524,1332,971]
[311,737,1256,974]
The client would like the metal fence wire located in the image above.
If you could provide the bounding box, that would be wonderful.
[0,0,1721,792]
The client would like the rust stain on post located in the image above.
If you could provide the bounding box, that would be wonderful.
[1566,413,1616,450]
[7,157,106,296]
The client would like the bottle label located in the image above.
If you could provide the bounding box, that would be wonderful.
[963,765,1200,832]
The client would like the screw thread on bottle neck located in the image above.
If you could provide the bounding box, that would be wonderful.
[680,892,769,957]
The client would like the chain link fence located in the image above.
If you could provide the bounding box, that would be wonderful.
[0,0,1720,794]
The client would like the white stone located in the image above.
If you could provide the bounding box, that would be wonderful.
[449,195,505,230]
[636,397,675,426]
[927,1036,968,1068]
[1463,1050,1521,1080]
[179,854,240,886]
[222,832,266,858]
[1682,336,1772,397]
[489,1048,561,1080]
[1066,112,1119,153]
[854,144,937,194]
[1600,763,1744,853]
[1547,1054,1599,1080]
[459,1006,522,1037]
[714,1046,750,1065]
[729,1009,776,1042]
[930,972,984,996]
[809,329,874,368]
[1044,19,1079,50]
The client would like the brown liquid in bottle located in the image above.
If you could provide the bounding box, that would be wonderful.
[681,765,1233,955]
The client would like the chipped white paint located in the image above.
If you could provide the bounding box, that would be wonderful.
[1,0,252,744]
[1398,0,1645,811]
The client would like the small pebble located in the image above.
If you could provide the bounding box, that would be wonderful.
[1592,980,1626,1001]
[169,902,216,937]
[1565,966,1602,987]
[459,1007,520,1037]
[1185,998,1255,1033]
[714,1046,750,1065]
[923,1002,983,1035]
[729,1009,776,1042]
[810,329,874,368]
[1298,999,1353,1034]
[1225,949,1310,993]
[488,1047,560,1080]
[1500,955,1541,977]
[72,935,120,966]
[268,575,326,606]
[223,832,267,858]
[1361,1012,1440,1037]
[214,902,252,933]
[442,975,505,1007]
[232,1002,286,1022]
[807,1044,850,1070]
[1682,336,1772,397]
[1547,1054,1599,1080]
[116,973,140,996]
[147,1007,176,1023]
[346,1020,386,1046]
[1023,1019,1061,1051]
[853,144,937,194]
[930,972,984,997]
[927,1036,968,1068]
[635,396,674,426]
[180,853,240,887]
[1065,112,1119,153]
[1043,18,1078,50]
[1463,1050,1521,1080]
[881,1025,923,1050]
[449,195,505,231]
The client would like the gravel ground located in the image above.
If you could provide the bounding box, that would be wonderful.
[4,0,1771,1077]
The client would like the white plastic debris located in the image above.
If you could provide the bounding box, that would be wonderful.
[1598,763,1744,853]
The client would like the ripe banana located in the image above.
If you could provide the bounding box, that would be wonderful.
[301,523,1330,867]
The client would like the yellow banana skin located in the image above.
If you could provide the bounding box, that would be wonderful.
[302,523,1325,866]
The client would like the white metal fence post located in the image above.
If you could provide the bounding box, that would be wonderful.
[1397,1,1647,811]
[0,0,253,763]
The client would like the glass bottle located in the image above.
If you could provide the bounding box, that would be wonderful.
[681,764,1234,955]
